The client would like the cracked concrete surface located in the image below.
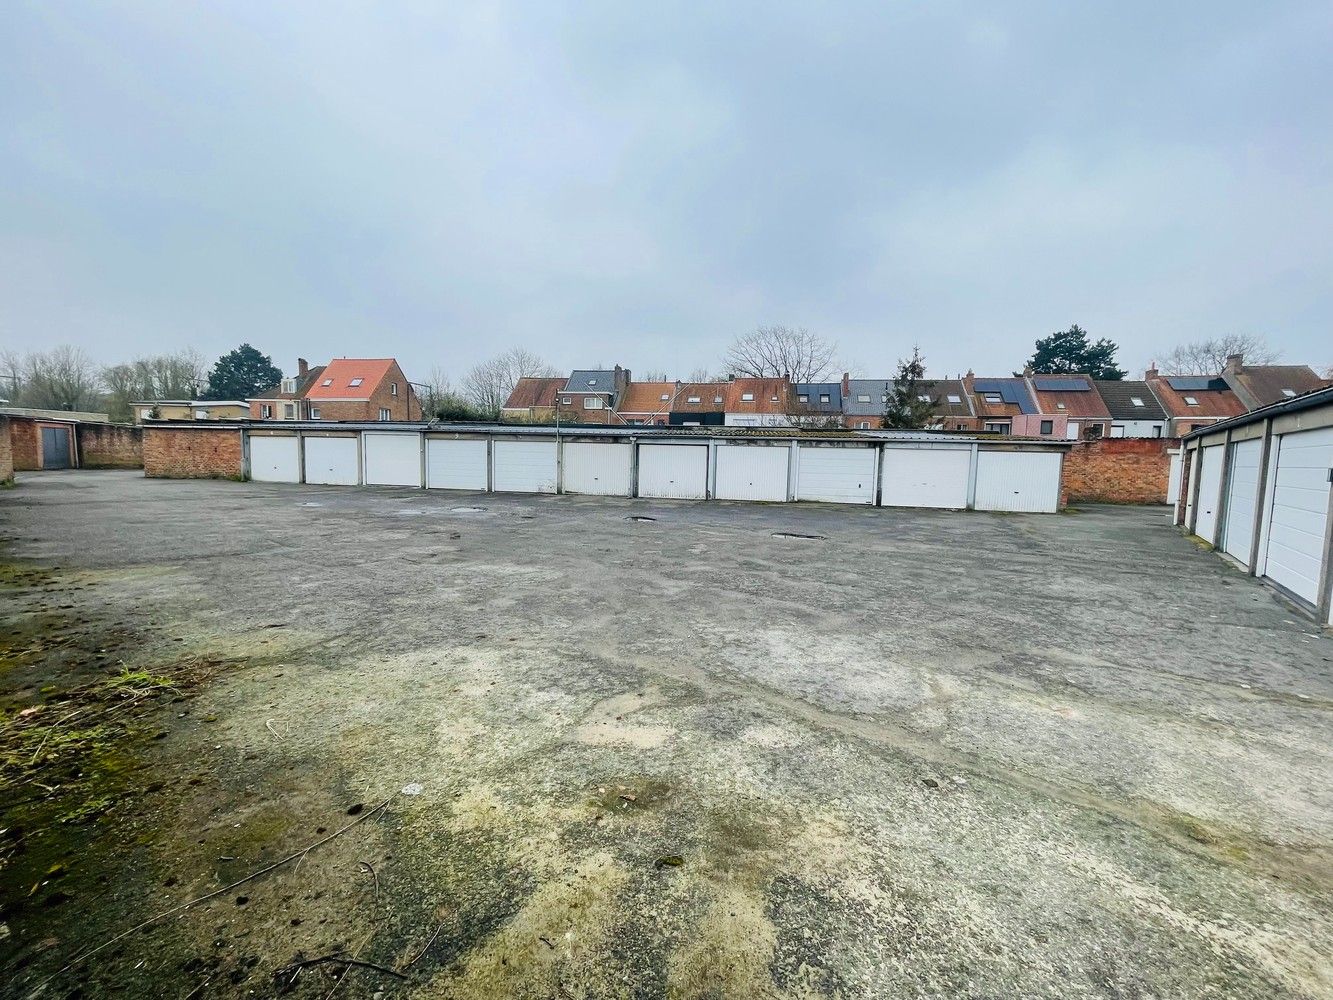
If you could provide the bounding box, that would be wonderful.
[2,470,1331,998]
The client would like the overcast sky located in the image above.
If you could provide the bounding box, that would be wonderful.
[3,2,1330,383]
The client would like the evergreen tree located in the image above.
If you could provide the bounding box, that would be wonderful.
[1026,325,1126,379]
[205,344,283,400]
[883,346,936,429]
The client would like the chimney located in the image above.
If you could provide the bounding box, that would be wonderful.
[727,373,735,382]
[1144,364,1159,380]
[297,358,309,376]
[841,371,850,395]
[1224,353,1243,375]
[963,369,975,393]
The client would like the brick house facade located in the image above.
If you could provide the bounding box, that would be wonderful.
[251,358,421,422]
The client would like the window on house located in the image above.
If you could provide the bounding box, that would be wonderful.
[349,377,364,387]
[1130,396,1144,406]
[379,407,391,420]
[562,397,572,405]
[819,394,830,403]
[741,392,754,401]
[310,407,321,420]
[984,393,1002,404]
[281,379,296,393]
[1184,396,1199,405]
[321,378,333,386]
[660,393,670,401]
[1151,426,1162,437]
[984,421,1010,433]
[261,404,272,419]
[1056,402,1066,410]
[587,378,598,386]
[1282,388,1297,397]
[881,394,888,403]
[947,394,961,404]
[1040,419,1053,434]
[858,421,870,429]
[687,395,701,403]
[583,397,603,409]
[798,394,809,403]
[195,409,207,420]
[282,402,295,419]
[391,382,398,396]
[857,394,870,403]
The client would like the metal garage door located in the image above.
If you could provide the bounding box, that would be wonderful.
[563,442,632,496]
[303,436,359,486]
[974,451,1062,512]
[427,438,488,491]
[363,432,422,487]
[881,447,970,509]
[638,444,707,499]
[41,426,71,469]
[249,435,300,482]
[796,446,875,504]
[1262,427,1333,605]
[1221,438,1262,564]
[1168,451,1183,519]
[1193,445,1225,543]
[493,440,557,493]
[715,445,789,502]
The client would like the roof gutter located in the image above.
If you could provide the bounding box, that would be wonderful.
[1181,385,1333,444]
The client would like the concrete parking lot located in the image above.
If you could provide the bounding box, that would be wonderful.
[2,470,1331,998]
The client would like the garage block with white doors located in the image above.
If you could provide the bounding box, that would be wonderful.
[562,442,632,497]
[637,444,708,500]
[1192,445,1225,545]
[796,445,876,505]
[1260,426,1333,606]
[427,438,488,491]
[714,444,790,502]
[249,435,301,483]
[493,440,558,494]
[303,436,360,486]
[363,432,423,487]
[973,451,1063,513]
[881,446,971,509]
[1220,438,1262,564]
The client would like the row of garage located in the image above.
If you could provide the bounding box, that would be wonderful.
[246,427,1069,512]
[1181,386,1333,625]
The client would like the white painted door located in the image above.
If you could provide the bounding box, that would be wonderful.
[1262,427,1333,604]
[563,442,632,496]
[427,439,488,491]
[1193,445,1224,543]
[796,446,875,504]
[974,451,1062,512]
[363,432,422,487]
[493,440,557,493]
[249,435,300,483]
[1221,438,1262,565]
[1167,451,1183,519]
[881,447,971,509]
[715,445,789,501]
[303,436,359,486]
[638,444,707,499]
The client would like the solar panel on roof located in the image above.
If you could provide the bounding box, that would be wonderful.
[1165,376,1226,391]
[972,379,1037,414]
[1033,376,1089,391]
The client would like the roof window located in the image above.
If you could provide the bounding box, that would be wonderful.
[1130,396,1144,406]
[857,394,870,402]
[587,378,598,385]
[741,392,754,401]
[983,392,1003,404]
[321,378,333,387]
[1184,395,1199,405]
[713,395,723,403]
[349,377,364,387]
[687,395,700,403]
[798,394,809,403]
[1056,402,1066,410]
[1282,388,1297,397]
[819,394,830,403]
[660,393,670,400]
[946,394,961,404]
[771,395,779,402]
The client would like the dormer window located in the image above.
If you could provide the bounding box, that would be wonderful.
[281,378,296,394]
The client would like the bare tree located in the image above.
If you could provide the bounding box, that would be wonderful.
[1157,334,1280,375]
[6,346,104,411]
[640,369,668,382]
[687,367,717,383]
[102,350,208,421]
[462,348,559,418]
[724,326,838,383]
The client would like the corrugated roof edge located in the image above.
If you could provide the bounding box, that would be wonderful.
[1181,384,1333,442]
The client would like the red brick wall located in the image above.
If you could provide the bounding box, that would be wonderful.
[10,419,39,470]
[77,423,143,468]
[0,417,12,482]
[1062,437,1177,504]
[143,427,243,479]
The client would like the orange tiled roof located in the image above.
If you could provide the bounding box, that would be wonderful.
[503,377,565,410]
[305,359,398,400]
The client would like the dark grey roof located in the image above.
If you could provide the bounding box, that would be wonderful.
[1094,380,1167,420]
[844,379,892,415]
[563,370,617,393]
[793,383,843,413]
[1164,375,1227,391]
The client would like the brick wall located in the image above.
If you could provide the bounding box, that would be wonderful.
[143,427,243,479]
[77,423,144,468]
[1062,437,1177,505]
[0,417,12,483]
[10,419,39,470]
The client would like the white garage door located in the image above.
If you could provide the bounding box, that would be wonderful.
[363,432,422,487]
[796,446,876,504]
[638,444,707,499]
[493,440,557,493]
[1193,445,1225,543]
[1221,438,1262,564]
[303,436,359,486]
[881,447,970,509]
[715,445,789,502]
[249,435,300,483]
[563,442,632,496]
[427,438,487,491]
[974,451,1062,512]
[1262,427,1333,605]
[1167,451,1183,519]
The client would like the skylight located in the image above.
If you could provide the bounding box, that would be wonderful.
[1056,402,1066,410]
[1130,397,1144,406]
[1282,388,1297,397]
[321,378,333,386]
[1184,396,1199,405]
[741,392,754,401]
[587,378,598,385]
[349,377,363,387]
[660,393,670,401]
[687,395,700,403]
[857,394,870,402]
[798,394,809,402]
[984,393,1003,404]
[713,395,722,403]
[946,394,961,404]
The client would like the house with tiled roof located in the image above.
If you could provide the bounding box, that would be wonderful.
[790,382,843,427]
[250,358,420,422]
[1143,368,1246,436]
[553,367,631,425]
[500,377,565,423]
[1024,373,1113,439]
[614,381,679,425]
[723,377,794,427]
[1094,380,1168,438]
[667,383,728,426]
[963,373,1044,435]
[1221,354,1329,409]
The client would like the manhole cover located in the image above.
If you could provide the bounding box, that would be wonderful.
[772,531,826,540]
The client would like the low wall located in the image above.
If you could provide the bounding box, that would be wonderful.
[77,423,143,468]
[1062,437,1176,505]
[0,417,13,483]
[143,427,243,479]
